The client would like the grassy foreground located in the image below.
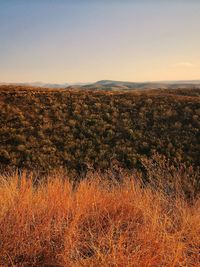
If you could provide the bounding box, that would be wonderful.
[0,171,199,266]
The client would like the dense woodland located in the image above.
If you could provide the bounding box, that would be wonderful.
[0,85,199,174]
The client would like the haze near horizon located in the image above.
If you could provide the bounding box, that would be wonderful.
[0,0,200,83]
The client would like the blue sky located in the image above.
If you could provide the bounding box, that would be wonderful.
[0,0,200,83]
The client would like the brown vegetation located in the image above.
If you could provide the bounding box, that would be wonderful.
[0,166,199,266]
[0,85,199,175]
[0,85,199,266]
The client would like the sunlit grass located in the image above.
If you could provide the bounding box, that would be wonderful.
[0,170,199,266]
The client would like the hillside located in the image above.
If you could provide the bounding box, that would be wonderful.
[0,85,199,175]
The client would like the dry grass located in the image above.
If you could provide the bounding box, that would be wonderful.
[0,171,199,267]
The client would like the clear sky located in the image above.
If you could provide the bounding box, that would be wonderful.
[0,0,200,83]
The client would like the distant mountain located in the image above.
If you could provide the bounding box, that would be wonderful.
[95,79,200,85]
[1,80,200,90]
[80,80,200,91]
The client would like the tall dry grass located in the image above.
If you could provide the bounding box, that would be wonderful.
[0,170,199,266]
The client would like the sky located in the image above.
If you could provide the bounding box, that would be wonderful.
[0,0,200,83]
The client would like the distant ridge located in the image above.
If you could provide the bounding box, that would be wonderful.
[81,80,200,91]
[1,80,200,90]
[0,81,89,88]
[0,82,69,88]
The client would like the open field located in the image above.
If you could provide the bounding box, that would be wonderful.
[0,168,200,267]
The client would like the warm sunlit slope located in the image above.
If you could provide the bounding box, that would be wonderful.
[0,167,199,266]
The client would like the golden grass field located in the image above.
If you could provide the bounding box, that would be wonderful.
[0,170,199,266]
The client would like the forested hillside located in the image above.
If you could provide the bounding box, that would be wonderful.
[0,85,199,173]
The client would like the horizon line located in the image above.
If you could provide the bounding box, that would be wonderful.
[1,79,200,85]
